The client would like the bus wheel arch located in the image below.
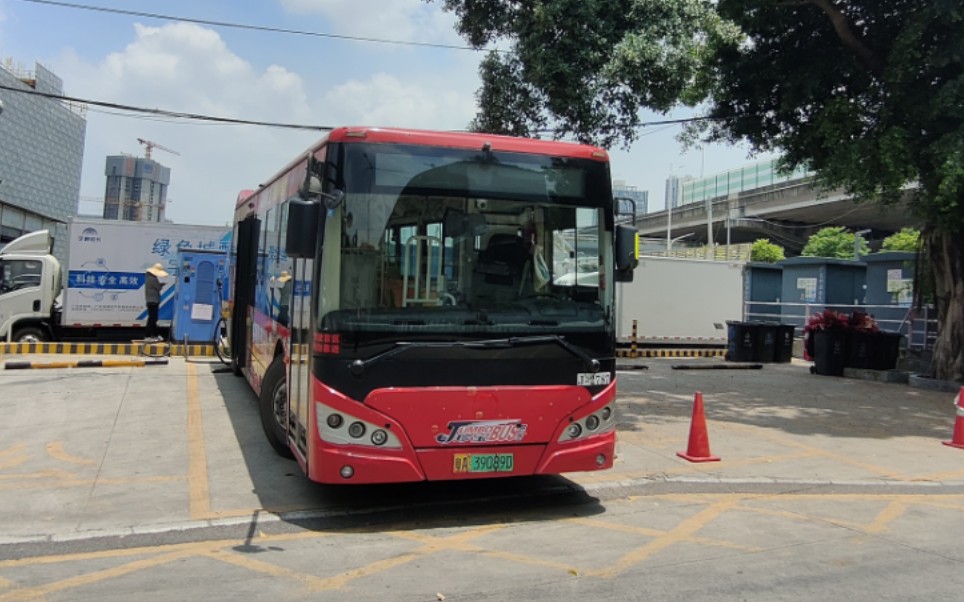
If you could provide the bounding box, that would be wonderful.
[259,357,295,459]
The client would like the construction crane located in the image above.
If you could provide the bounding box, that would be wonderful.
[137,138,180,161]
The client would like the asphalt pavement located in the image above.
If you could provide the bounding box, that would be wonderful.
[1,352,962,601]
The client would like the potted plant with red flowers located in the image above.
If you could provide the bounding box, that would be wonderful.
[803,309,850,376]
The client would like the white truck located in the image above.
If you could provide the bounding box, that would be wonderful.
[0,218,230,342]
[615,255,745,346]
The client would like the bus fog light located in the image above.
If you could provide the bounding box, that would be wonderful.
[596,454,606,466]
[326,414,344,429]
[601,406,612,421]
[567,424,583,439]
[348,422,366,439]
[586,415,600,431]
[371,429,388,446]
[340,465,354,479]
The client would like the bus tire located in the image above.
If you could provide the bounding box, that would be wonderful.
[259,358,294,459]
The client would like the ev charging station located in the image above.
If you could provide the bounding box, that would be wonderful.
[172,248,227,344]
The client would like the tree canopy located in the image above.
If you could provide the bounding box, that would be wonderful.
[801,227,867,259]
[750,238,785,263]
[434,0,739,147]
[881,228,921,252]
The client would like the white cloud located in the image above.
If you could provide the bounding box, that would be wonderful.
[47,18,482,226]
[279,0,462,45]
[323,72,476,130]
[54,22,318,226]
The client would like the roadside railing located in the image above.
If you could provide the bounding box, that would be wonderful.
[743,301,939,351]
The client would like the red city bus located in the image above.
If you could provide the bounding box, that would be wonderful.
[229,126,638,484]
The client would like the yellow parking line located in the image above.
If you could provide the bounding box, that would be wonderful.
[588,497,745,578]
[0,550,196,601]
[186,363,211,520]
[45,442,95,466]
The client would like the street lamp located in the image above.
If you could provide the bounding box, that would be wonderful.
[669,232,694,253]
[854,229,871,259]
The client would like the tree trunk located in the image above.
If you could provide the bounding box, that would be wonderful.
[926,227,964,383]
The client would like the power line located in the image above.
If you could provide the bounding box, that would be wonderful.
[16,0,498,53]
[0,82,334,131]
[2,82,713,134]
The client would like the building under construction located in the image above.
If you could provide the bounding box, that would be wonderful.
[102,153,171,223]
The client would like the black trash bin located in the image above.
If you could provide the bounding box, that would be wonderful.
[812,329,848,376]
[773,324,795,363]
[874,331,903,370]
[848,331,904,370]
[848,331,876,369]
[726,321,756,362]
[754,323,778,363]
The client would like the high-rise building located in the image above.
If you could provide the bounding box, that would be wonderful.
[0,60,86,256]
[102,155,171,223]
[612,181,649,217]
[664,176,681,211]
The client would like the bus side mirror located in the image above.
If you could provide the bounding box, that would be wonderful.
[615,224,638,283]
[285,198,321,259]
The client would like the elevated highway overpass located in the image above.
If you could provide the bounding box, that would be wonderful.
[632,178,917,254]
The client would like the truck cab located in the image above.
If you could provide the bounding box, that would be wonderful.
[0,230,61,342]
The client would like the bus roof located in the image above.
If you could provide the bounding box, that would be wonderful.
[327,127,609,161]
[237,127,609,211]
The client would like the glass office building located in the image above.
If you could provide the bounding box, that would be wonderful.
[0,61,86,258]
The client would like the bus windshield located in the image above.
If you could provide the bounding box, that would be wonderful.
[317,143,614,336]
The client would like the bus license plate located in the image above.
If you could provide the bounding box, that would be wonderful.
[453,453,514,473]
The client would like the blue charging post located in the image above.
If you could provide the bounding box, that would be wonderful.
[173,249,228,345]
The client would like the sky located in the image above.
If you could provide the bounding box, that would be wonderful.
[0,0,764,226]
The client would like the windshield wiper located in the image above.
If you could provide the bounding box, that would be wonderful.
[348,335,600,376]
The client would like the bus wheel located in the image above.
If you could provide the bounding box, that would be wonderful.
[14,326,48,343]
[259,359,294,459]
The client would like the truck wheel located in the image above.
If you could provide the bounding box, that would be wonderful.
[259,358,294,459]
[14,326,48,343]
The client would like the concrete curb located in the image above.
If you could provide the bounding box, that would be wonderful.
[616,348,726,358]
[4,358,169,370]
[0,341,214,357]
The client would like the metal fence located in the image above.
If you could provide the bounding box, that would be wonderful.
[744,301,939,351]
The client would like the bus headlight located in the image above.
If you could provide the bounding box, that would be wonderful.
[558,405,616,442]
[348,422,366,439]
[315,402,403,449]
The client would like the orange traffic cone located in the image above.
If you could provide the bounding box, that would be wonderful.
[677,391,721,462]
[942,387,964,450]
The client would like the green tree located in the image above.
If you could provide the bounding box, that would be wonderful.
[433,0,963,382]
[703,1,962,382]
[432,0,740,147]
[750,239,785,263]
[801,227,867,259]
[882,228,921,252]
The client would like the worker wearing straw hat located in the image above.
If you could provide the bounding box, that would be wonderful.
[144,263,169,341]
